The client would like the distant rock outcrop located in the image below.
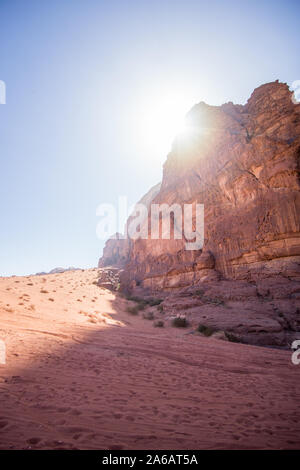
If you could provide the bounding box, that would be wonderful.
[36,267,81,275]
[98,182,161,268]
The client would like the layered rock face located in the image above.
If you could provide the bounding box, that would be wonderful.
[99,81,300,345]
[115,81,300,287]
[98,182,161,268]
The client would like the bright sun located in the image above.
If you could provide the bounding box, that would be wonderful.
[135,90,196,162]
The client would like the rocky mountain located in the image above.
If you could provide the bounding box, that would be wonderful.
[98,182,161,268]
[98,81,300,346]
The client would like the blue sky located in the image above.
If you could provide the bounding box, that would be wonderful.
[0,0,299,276]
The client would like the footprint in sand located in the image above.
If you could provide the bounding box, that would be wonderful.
[57,406,71,413]
[69,408,82,416]
[27,437,42,445]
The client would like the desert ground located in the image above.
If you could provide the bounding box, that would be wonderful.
[0,268,299,450]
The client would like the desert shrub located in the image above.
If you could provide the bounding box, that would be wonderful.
[172,316,188,328]
[195,289,204,297]
[126,295,142,302]
[197,324,216,336]
[153,320,164,327]
[40,289,49,294]
[203,297,224,306]
[147,298,163,306]
[225,332,240,343]
[143,311,154,320]
[126,295,147,310]
[126,306,139,315]
[126,295,162,308]
[136,301,148,311]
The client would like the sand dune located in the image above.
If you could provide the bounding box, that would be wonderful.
[0,269,299,449]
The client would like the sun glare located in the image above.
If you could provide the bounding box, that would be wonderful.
[135,90,196,162]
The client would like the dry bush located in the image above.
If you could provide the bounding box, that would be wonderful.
[197,324,215,336]
[143,311,154,320]
[172,316,188,328]
[225,331,241,343]
[147,298,163,306]
[126,306,139,315]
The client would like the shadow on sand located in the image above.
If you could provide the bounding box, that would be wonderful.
[0,293,299,450]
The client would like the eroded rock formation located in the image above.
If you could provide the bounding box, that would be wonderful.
[98,81,300,346]
[99,182,161,268]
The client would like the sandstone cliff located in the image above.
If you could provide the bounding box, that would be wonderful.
[98,81,300,346]
[98,182,161,268]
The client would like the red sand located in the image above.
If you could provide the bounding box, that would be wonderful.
[0,269,299,449]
